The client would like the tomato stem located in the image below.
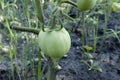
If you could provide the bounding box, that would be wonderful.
[47,58,58,80]
[10,26,40,35]
[38,49,42,80]
[50,15,56,29]
[60,10,74,21]
[35,0,45,31]
[100,0,112,51]
[81,12,86,45]
[35,0,44,24]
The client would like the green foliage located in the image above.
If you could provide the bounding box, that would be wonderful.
[0,0,120,80]
[81,60,102,72]
[81,45,102,72]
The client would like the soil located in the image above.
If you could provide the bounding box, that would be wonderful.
[0,9,120,80]
[57,12,120,80]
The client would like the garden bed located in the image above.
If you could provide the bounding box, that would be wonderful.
[0,0,120,80]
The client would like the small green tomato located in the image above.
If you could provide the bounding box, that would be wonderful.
[38,27,71,59]
[77,0,97,11]
[112,2,120,13]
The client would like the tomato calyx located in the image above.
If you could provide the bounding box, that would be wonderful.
[41,26,63,32]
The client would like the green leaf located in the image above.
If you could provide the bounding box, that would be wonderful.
[90,61,102,72]
[107,29,120,43]
[81,60,90,67]
[84,52,93,59]
[83,45,93,51]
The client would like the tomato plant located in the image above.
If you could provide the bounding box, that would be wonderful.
[112,2,120,12]
[38,27,71,59]
[77,0,97,11]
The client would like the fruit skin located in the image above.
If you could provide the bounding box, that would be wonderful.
[77,0,97,11]
[111,0,118,2]
[38,27,71,59]
[112,2,120,13]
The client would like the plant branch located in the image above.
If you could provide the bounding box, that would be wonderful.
[61,10,74,21]
[47,58,57,80]
[35,0,45,31]
[10,26,40,35]
[35,0,44,24]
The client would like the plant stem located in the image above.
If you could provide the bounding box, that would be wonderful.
[23,0,31,28]
[50,15,56,29]
[90,31,120,40]
[35,0,45,31]
[100,0,111,50]
[61,0,77,7]
[10,26,40,35]
[47,58,57,80]
[93,18,98,52]
[35,0,44,24]
[38,49,41,80]
[81,12,86,45]
[61,10,74,21]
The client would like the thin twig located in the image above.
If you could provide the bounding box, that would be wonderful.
[10,26,40,35]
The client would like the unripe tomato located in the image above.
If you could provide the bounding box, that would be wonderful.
[112,2,120,13]
[38,27,71,59]
[111,0,118,2]
[98,0,103,3]
[77,0,97,11]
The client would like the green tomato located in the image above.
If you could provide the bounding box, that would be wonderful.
[77,0,97,11]
[111,0,118,2]
[112,2,120,13]
[38,27,71,59]
[98,0,103,3]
